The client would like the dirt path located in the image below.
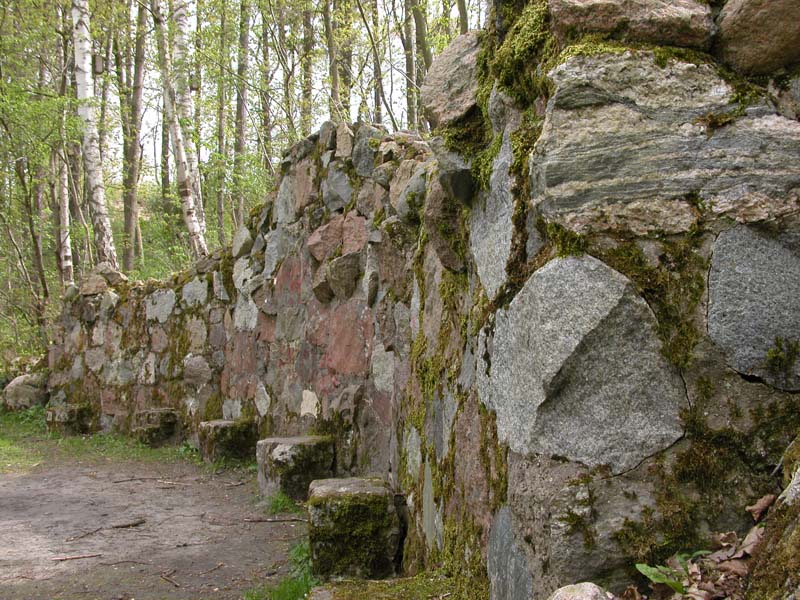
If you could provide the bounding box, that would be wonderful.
[0,459,305,600]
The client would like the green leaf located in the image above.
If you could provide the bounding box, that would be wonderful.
[635,563,685,594]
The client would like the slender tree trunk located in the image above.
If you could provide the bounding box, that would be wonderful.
[67,139,92,272]
[55,148,73,287]
[401,0,417,128]
[441,0,452,38]
[334,0,353,117]
[71,0,118,269]
[29,168,50,307]
[276,3,297,140]
[323,0,341,119]
[116,2,146,272]
[410,0,432,71]
[98,33,111,162]
[370,0,381,124]
[233,0,251,228]
[216,1,229,246]
[160,95,171,204]
[259,6,273,170]
[457,0,468,33]
[172,0,207,236]
[135,221,144,260]
[55,6,74,287]
[152,0,208,258]
[300,3,314,133]
[355,0,396,128]
[194,4,203,177]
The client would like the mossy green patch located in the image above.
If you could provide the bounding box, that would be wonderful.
[544,220,588,257]
[479,403,508,511]
[439,108,492,163]
[765,337,800,383]
[746,500,800,599]
[490,0,557,104]
[593,233,706,369]
[613,381,798,569]
[318,571,454,599]
[471,133,503,191]
[560,507,597,550]
[434,512,490,600]
[308,488,396,580]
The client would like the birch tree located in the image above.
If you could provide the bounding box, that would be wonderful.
[233,0,251,227]
[71,0,118,269]
[152,0,209,259]
[113,1,147,272]
[172,0,207,236]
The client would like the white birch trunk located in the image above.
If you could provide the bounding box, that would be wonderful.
[57,143,74,287]
[71,0,118,269]
[172,0,207,236]
[152,0,208,259]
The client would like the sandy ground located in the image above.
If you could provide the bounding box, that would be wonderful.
[0,460,305,600]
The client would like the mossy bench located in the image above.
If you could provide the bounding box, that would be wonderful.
[308,477,401,581]
[256,435,335,501]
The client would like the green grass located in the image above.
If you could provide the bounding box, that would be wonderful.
[308,572,455,599]
[0,406,204,473]
[242,541,317,600]
[266,491,304,515]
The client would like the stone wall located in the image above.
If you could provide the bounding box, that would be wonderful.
[47,0,800,597]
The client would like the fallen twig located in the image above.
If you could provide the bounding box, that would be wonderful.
[111,518,147,529]
[175,540,209,548]
[160,569,180,588]
[65,527,102,542]
[99,560,149,567]
[65,518,145,541]
[51,553,103,562]
[197,562,225,576]
[243,516,307,523]
[225,481,246,488]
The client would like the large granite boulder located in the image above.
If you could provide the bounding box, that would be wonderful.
[421,32,481,128]
[308,477,401,580]
[531,51,800,235]
[708,225,800,391]
[549,0,712,49]
[478,255,686,474]
[2,373,48,410]
[717,0,800,75]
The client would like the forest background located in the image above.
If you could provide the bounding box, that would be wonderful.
[0,0,486,369]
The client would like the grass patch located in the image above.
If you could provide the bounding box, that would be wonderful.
[242,541,317,600]
[266,491,304,515]
[317,571,454,599]
[0,406,217,474]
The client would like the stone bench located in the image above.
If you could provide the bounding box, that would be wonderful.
[308,477,400,581]
[130,408,179,446]
[256,436,335,501]
[198,419,258,461]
